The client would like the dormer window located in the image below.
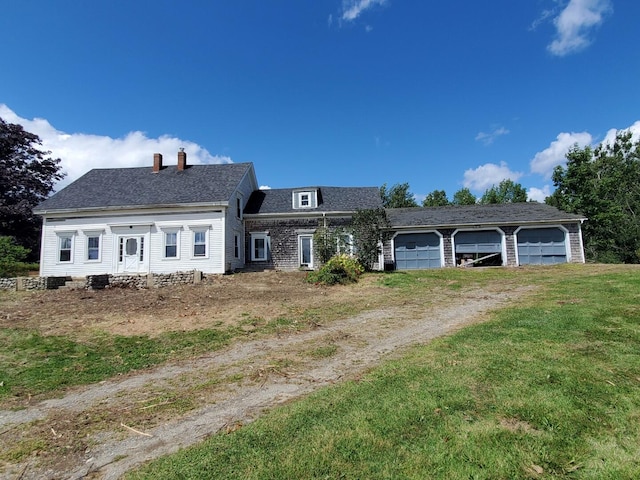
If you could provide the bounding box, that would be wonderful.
[293,189,318,209]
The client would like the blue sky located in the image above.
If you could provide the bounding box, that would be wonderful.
[1,0,638,202]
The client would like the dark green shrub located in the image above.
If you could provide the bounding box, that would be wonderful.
[0,236,33,277]
[306,254,364,286]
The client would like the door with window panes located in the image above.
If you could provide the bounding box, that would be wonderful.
[118,236,145,272]
[299,235,313,268]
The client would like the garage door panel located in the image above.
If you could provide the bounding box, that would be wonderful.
[517,228,567,265]
[455,231,502,253]
[395,233,441,270]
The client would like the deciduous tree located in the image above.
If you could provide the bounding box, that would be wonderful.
[422,190,449,207]
[547,131,640,263]
[480,179,527,204]
[452,187,477,205]
[0,117,64,256]
[380,183,418,208]
[350,208,391,270]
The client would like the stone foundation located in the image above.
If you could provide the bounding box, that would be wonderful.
[0,271,206,291]
[0,276,70,291]
[87,271,204,290]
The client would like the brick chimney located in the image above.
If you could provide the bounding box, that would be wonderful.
[177,148,187,171]
[153,153,163,173]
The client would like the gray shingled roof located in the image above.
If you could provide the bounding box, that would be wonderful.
[34,163,254,212]
[387,203,586,228]
[244,187,383,215]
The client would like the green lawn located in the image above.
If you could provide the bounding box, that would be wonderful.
[127,266,640,479]
[0,328,235,400]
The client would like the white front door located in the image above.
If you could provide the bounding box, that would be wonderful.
[119,236,144,273]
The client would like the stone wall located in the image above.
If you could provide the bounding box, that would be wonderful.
[0,278,17,290]
[0,276,70,291]
[86,271,203,289]
[0,271,205,291]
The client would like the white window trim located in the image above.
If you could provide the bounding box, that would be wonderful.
[191,228,209,259]
[299,234,314,268]
[57,232,75,264]
[292,190,318,209]
[84,232,102,263]
[251,232,269,261]
[163,229,181,260]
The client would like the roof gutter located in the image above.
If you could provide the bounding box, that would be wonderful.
[34,201,230,216]
[387,218,587,230]
[243,210,356,219]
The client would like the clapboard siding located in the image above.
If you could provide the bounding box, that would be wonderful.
[40,210,226,276]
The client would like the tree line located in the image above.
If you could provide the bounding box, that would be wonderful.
[1,115,639,268]
[380,178,528,208]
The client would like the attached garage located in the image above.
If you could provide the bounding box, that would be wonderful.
[454,230,504,266]
[517,227,567,265]
[394,232,442,270]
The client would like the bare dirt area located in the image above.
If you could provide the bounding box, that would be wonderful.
[0,270,379,339]
[0,271,535,480]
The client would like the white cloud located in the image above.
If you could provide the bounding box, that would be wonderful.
[530,6,557,31]
[341,0,387,22]
[601,120,640,147]
[527,185,552,202]
[0,104,232,190]
[475,126,510,146]
[462,161,523,193]
[259,185,272,190]
[548,0,612,56]
[529,131,592,178]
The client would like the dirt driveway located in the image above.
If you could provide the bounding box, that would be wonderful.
[0,271,534,479]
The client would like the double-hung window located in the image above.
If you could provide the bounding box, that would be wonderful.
[165,232,178,258]
[251,233,269,261]
[292,190,318,209]
[58,234,73,263]
[193,230,207,257]
[87,235,100,261]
